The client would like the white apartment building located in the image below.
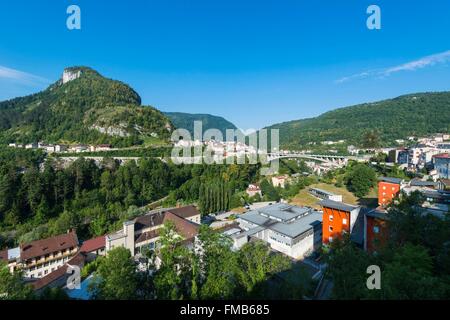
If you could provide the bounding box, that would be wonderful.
[232,203,323,260]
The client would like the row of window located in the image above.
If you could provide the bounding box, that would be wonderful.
[328,226,348,234]
[269,236,287,246]
[328,215,347,225]
[26,248,74,266]
[27,257,69,272]
[28,265,59,279]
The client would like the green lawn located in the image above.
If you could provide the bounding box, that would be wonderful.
[289,182,377,209]
[142,136,170,147]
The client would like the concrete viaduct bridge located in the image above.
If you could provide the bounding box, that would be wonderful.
[265,153,357,167]
[57,153,364,168]
[57,156,142,166]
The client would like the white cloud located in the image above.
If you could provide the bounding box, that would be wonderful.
[0,65,50,86]
[335,50,450,84]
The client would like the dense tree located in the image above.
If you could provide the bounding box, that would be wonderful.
[362,131,381,148]
[260,179,280,202]
[326,193,450,300]
[196,226,239,299]
[236,241,291,297]
[345,163,377,197]
[0,67,172,147]
[153,221,195,299]
[0,262,34,300]
[325,237,374,299]
[89,246,140,300]
[376,244,446,299]
[266,91,450,150]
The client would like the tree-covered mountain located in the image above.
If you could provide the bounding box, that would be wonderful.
[164,112,240,138]
[266,92,450,149]
[0,67,173,147]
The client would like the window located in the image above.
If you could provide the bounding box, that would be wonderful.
[329,215,334,221]
[342,218,347,225]
[392,187,395,191]
[328,236,333,243]
[329,226,333,232]
[373,226,380,234]
[383,186,386,190]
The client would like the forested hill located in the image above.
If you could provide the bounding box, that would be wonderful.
[265,92,450,149]
[0,67,173,147]
[164,112,240,138]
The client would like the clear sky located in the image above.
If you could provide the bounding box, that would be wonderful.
[1,0,449,130]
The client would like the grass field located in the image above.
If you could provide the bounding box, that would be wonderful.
[142,136,170,147]
[289,183,377,209]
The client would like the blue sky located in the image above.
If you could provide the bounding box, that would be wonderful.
[1,0,449,130]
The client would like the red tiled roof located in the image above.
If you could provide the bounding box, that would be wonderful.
[433,153,450,159]
[213,222,240,234]
[134,212,165,231]
[80,236,105,253]
[20,231,79,261]
[135,229,160,244]
[31,252,86,291]
[0,249,7,262]
[163,212,200,239]
[167,205,201,219]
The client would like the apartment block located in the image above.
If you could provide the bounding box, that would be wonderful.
[378,177,404,207]
[319,199,361,245]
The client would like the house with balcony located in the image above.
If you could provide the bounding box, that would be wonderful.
[0,231,79,279]
[271,175,289,188]
[246,184,262,197]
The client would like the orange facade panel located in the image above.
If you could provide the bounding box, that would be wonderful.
[322,207,351,245]
[365,215,388,253]
[378,181,401,207]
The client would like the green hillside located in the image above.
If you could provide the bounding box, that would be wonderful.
[164,112,240,139]
[0,67,173,147]
[266,92,450,149]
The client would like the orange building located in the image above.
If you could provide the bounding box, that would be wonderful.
[378,177,403,207]
[319,199,361,245]
[364,208,389,254]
